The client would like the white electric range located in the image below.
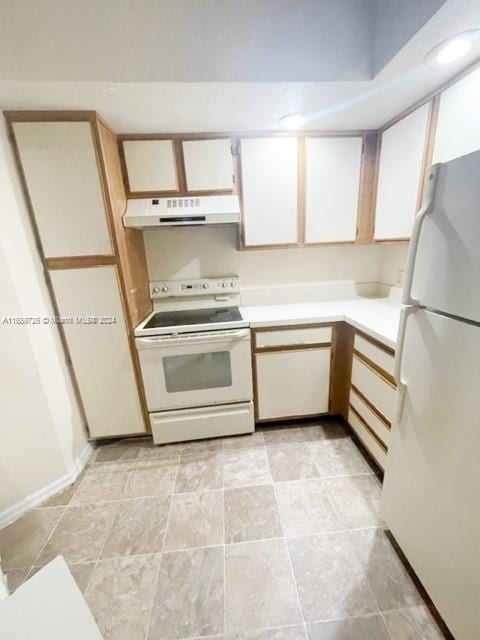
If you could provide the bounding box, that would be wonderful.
[135,277,254,444]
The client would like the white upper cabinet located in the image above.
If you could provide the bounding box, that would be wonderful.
[13,121,112,258]
[305,136,362,243]
[182,138,234,191]
[240,137,298,246]
[374,104,430,240]
[433,67,480,163]
[123,139,177,192]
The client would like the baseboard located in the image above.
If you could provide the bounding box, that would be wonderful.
[0,442,94,529]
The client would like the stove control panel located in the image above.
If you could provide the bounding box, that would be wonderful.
[150,277,239,299]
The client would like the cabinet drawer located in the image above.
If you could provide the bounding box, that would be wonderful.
[354,333,395,378]
[255,325,332,349]
[350,387,390,447]
[255,347,331,420]
[151,401,254,444]
[348,407,387,471]
[351,356,396,422]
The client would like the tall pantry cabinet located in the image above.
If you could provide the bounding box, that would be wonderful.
[6,112,151,439]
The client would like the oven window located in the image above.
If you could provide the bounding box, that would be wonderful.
[163,351,233,393]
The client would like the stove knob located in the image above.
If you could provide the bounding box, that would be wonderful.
[222,282,228,288]
[152,286,160,294]
[161,286,169,293]
[202,283,209,289]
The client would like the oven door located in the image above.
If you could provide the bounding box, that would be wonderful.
[135,329,253,411]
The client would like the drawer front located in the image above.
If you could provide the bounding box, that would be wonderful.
[354,333,395,378]
[348,407,386,470]
[351,356,396,422]
[255,325,332,349]
[350,388,390,447]
[255,347,331,420]
[151,401,254,444]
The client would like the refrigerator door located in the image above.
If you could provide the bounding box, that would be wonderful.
[382,308,480,640]
[409,150,480,323]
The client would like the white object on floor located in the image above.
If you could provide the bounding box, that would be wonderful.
[0,556,103,639]
[0,559,7,601]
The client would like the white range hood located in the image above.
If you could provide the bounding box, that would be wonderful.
[124,195,240,229]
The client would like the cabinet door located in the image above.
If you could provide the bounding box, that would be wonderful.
[255,348,331,420]
[12,121,112,258]
[50,266,146,438]
[240,137,298,246]
[182,138,234,192]
[374,104,430,240]
[433,66,480,163]
[305,137,362,243]
[123,139,178,193]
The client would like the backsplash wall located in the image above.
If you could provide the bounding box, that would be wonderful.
[144,226,385,287]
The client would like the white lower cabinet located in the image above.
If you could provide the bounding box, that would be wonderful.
[255,347,331,420]
[50,266,146,438]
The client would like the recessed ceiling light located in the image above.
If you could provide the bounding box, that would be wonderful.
[280,113,307,130]
[425,30,479,66]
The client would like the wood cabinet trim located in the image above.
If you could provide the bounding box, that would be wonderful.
[173,138,188,193]
[330,322,354,419]
[4,110,98,124]
[255,411,330,424]
[94,118,151,432]
[118,130,375,141]
[351,384,391,429]
[255,342,332,354]
[46,255,117,270]
[354,328,395,356]
[349,403,388,453]
[254,322,335,332]
[297,136,306,245]
[253,323,335,351]
[353,350,396,387]
[417,95,440,210]
[356,133,379,244]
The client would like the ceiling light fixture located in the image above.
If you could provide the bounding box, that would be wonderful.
[425,30,480,66]
[280,113,307,130]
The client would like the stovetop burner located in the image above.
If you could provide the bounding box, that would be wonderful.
[143,306,243,330]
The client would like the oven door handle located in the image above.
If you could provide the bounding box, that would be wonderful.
[136,329,250,349]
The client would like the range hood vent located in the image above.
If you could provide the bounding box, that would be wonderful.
[124,195,240,229]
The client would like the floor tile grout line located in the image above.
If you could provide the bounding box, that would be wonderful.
[284,538,307,627]
[83,495,124,598]
[222,489,227,637]
[144,453,181,640]
[344,529,383,617]
[33,469,376,510]
[26,506,69,576]
[378,611,396,640]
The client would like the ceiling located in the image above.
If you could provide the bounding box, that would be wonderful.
[0,0,446,82]
[0,0,479,132]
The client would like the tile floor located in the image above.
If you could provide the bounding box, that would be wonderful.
[0,420,446,640]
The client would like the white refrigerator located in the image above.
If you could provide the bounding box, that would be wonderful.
[382,150,480,640]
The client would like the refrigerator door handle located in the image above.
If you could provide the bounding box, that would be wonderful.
[402,164,441,306]
[394,305,416,421]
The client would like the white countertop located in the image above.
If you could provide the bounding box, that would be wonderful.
[242,297,401,349]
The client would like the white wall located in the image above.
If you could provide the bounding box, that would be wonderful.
[0,119,88,520]
[377,244,409,287]
[144,226,383,287]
